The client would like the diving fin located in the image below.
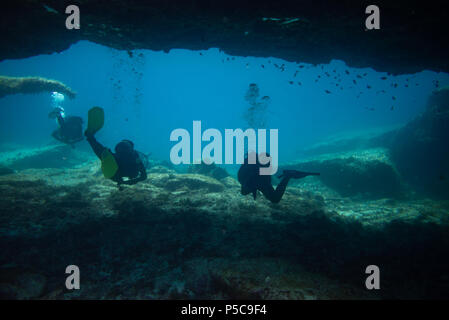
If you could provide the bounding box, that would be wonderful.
[86,106,104,135]
[101,149,119,179]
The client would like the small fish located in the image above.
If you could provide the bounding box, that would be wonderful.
[353,80,357,84]
[392,96,396,100]
[289,81,294,85]
[381,76,387,80]
[357,75,362,79]
[261,64,265,68]
[325,90,331,94]
[297,82,302,86]
[43,4,58,14]
[345,70,350,75]
[433,80,440,88]
[367,85,371,89]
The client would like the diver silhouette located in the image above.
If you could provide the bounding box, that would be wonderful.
[84,107,147,187]
[238,152,320,203]
[48,107,84,147]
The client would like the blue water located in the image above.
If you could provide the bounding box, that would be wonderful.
[0,40,447,165]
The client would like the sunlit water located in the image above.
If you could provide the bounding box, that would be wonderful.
[0,40,448,168]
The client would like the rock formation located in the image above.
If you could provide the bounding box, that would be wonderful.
[0,76,76,100]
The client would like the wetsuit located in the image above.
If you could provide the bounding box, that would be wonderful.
[85,134,147,185]
[238,162,291,203]
[238,156,319,203]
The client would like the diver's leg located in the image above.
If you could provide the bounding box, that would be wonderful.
[259,177,291,203]
[85,134,106,159]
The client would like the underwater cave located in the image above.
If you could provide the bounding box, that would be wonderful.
[0,0,449,303]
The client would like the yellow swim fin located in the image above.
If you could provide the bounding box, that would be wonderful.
[101,149,119,179]
[86,106,104,135]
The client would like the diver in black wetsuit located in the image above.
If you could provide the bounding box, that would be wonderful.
[238,153,320,203]
[85,131,147,186]
[48,107,84,147]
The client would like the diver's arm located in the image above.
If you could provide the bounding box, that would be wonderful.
[85,132,107,160]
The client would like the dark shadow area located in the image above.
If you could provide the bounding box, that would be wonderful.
[1,193,448,299]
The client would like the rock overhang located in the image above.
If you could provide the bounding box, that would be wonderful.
[1,0,449,74]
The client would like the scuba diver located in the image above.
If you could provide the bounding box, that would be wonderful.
[84,106,147,187]
[48,106,84,147]
[238,152,320,203]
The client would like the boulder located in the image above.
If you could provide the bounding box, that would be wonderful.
[187,162,229,180]
[282,148,405,199]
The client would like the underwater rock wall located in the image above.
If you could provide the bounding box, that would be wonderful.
[285,88,449,200]
[1,1,449,74]
[388,87,449,199]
